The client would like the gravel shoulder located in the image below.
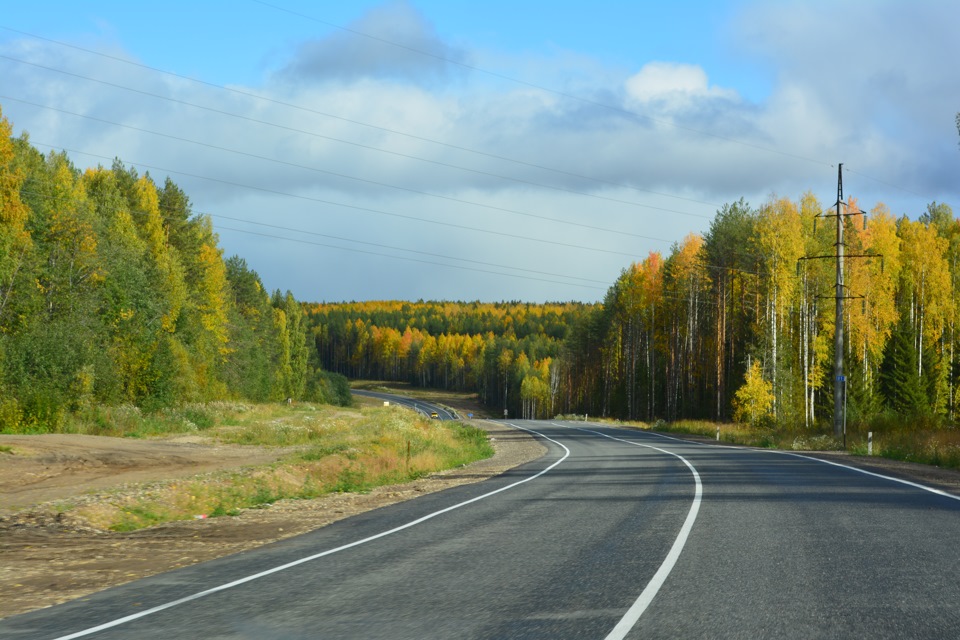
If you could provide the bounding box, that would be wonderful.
[0,421,545,619]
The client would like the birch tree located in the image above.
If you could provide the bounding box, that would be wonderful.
[755,196,804,422]
[897,217,951,414]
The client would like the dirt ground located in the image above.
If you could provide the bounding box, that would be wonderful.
[0,421,546,619]
[4,422,960,621]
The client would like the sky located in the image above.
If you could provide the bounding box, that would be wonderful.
[2,0,959,303]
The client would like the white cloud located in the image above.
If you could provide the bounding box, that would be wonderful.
[732,0,960,201]
[624,62,739,108]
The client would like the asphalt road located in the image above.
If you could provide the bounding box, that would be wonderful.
[3,421,960,639]
[351,389,459,420]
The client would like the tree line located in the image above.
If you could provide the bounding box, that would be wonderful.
[0,107,348,431]
[305,301,590,418]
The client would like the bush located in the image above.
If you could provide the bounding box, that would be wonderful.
[308,370,352,407]
[19,387,66,431]
[0,397,24,433]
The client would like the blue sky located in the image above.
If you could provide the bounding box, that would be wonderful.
[2,1,959,302]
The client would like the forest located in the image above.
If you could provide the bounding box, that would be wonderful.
[306,300,589,419]
[308,193,959,431]
[0,107,348,432]
[562,195,957,427]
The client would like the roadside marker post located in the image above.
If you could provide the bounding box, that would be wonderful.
[868,432,873,456]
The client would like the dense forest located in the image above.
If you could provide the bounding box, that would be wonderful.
[306,301,590,418]
[0,108,347,431]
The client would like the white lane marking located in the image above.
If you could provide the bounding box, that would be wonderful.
[50,422,569,640]
[550,423,703,640]
[621,425,960,501]
[617,423,960,502]
[776,450,960,502]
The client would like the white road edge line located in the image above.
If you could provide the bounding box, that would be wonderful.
[610,422,960,501]
[50,422,570,640]
[777,450,960,502]
[626,426,960,502]
[591,423,960,499]
[552,423,703,640]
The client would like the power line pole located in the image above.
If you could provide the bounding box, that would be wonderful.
[798,164,880,442]
[833,164,845,439]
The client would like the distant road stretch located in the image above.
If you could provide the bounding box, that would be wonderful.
[351,389,458,420]
[4,421,960,639]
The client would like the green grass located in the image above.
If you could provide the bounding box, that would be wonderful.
[109,505,170,532]
[0,445,13,454]
[0,401,253,438]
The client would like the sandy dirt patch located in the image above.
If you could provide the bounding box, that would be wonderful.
[0,434,292,511]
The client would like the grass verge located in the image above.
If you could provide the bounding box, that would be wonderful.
[35,403,493,532]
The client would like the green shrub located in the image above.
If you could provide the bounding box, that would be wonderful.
[0,397,24,433]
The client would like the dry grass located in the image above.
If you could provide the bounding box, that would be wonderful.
[59,402,493,531]
[610,415,960,470]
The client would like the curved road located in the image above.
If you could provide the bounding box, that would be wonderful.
[3,421,960,639]
[351,389,458,420]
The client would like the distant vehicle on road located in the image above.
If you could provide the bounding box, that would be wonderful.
[430,412,439,419]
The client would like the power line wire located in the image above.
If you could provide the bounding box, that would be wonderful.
[253,3,941,203]
[214,226,607,291]
[16,180,611,288]
[28,140,654,259]
[844,166,932,201]
[0,94,710,237]
[0,26,721,209]
[1,22,938,211]
[211,216,610,286]
[15,152,756,293]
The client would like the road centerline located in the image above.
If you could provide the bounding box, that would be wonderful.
[552,423,703,640]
